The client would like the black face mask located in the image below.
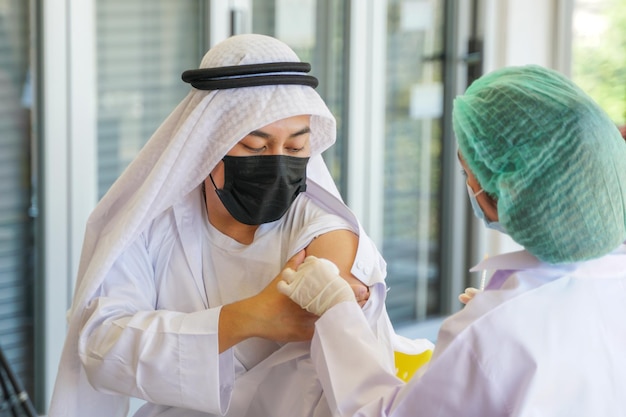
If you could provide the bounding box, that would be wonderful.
[210,155,309,225]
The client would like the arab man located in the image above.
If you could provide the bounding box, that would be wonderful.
[47,34,432,417]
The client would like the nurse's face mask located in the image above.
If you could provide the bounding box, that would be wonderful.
[210,155,309,225]
[466,183,507,234]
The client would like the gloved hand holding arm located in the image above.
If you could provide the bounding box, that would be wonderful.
[278,256,356,316]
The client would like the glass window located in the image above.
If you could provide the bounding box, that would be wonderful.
[96,0,205,198]
[0,0,35,404]
[383,0,446,324]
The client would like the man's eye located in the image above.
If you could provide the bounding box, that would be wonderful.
[244,145,265,153]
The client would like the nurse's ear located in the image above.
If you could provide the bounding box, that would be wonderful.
[481,191,499,222]
[459,151,499,222]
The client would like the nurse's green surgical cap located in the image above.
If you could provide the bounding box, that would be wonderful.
[453,65,626,264]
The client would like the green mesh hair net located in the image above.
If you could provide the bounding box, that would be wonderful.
[453,65,626,264]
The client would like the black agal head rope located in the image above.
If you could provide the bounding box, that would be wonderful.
[181,62,319,90]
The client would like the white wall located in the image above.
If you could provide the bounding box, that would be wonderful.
[482,0,572,73]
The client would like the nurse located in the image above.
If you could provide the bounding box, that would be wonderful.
[280,65,626,416]
[47,34,429,417]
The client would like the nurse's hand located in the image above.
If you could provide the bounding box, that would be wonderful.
[278,255,356,316]
[218,250,318,352]
[304,229,370,307]
[458,287,481,304]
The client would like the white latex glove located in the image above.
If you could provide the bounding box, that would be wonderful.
[277,255,356,316]
[458,287,481,304]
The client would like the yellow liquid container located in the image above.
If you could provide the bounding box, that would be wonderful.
[394,350,432,382]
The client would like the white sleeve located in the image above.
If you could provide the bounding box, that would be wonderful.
[77,234,235,415]
[311,302,406,417]
[312,303,508,417]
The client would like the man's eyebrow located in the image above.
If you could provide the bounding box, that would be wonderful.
[248,126,311,139]
[248,129,271,139]
[291,126,311,137]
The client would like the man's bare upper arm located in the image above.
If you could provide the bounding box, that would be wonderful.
[305,229,363,285]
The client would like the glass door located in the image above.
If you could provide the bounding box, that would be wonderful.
[0,0,35,407]
[96,0,207,198]
[382,0,476,327]
[382,0,447,323]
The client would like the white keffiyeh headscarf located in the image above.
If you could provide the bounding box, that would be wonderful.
[48,34,360,417]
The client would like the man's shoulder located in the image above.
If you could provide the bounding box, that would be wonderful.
[288,193,346,222]
[142,205,181,245]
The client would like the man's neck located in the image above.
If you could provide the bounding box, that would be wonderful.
[203,185,259,244]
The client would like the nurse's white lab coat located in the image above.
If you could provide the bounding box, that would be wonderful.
[312,246,626,417]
